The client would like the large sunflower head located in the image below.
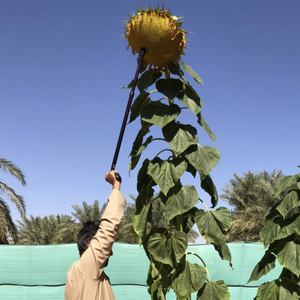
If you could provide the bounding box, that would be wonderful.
[125,7,187,68]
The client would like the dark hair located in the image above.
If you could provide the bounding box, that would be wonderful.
[77,220,100,256]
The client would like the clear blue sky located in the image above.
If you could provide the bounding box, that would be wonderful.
[1,0,300,227]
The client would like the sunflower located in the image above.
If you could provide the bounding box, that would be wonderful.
[125,7,187,68]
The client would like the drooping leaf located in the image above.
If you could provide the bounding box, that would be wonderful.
[137,69,162,92]
[195,208,232,266]
[168,61,184,79]
[275,174,300,197]
[129,136,153,171]
[180,62,203,85]
[197,112,217,141]
[197,280,231,300]
[150,280,166,300]
[185,144,220,178]
[147,231,188,267]
[141,102,181,128]
[148,157,187,196]
[133,201,151,245]
[163,121,198,157]
[248,251,277,283]
[164,185,199,221]
[177,82,202,115]
[172,261,207,300]
[276,191,300,219]
[129,91,150,123]
[200,174,219,208]
[156,78,184,100]
[276,241,300,276]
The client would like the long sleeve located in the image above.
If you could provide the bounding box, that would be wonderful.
[78,189,126,278]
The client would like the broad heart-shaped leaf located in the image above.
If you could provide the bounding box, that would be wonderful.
[141,102,181,128]
[133,201,151,245]
[172,261,207,300]
[277,241,300,276]
[195,208,232,266]
[185,144,220,178]
[248,251,277,283]
[137,69,162,92]
[180,62,203,85]
[129,91,150,123]
[147,231,188,267]
[254,280,299,300]
[163,185,199,221]
[163,121,198,157]
[156,78,184,100]
[197,280,230,300]
[147,157,187,196]
[259,214,300,248]
[197,112,217,141]
[200,174,219,208]
[177,82,202,115]
[276,191,300,218]
[275,174,300,197]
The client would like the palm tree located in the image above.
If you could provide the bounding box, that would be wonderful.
[220,170,284,242]
[0,157,26,244]
[17,214,78,245]
[71,200,107,224]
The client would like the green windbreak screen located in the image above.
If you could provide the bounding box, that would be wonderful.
[0,242,281,300]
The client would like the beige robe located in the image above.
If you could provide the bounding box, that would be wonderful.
[64,189,126,300]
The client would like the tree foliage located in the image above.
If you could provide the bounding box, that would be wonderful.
[221,170,284,242]
[0,157,26,244]
[127,60,232,299]
[248,167,300,299]
[17,214,78,245]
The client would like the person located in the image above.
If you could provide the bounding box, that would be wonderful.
[64,170,126,300]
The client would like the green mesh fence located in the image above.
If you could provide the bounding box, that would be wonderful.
[0,242,281,300]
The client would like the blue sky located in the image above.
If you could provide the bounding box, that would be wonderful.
[1,0,300,232]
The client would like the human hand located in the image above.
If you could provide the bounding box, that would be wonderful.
[105,170,121,190]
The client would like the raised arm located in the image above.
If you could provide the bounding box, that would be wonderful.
[78,171,126,278]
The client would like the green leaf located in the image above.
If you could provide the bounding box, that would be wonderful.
[150,281,166,300]
[275,175,300,197]
[180,62,203,85]
[255,280,299,300]
[168,61,184,79]
[185,144,220,178]
[164,185,199,221]
[129,91,150,123]
[276,191,300,219]
[141,102,181,128]
[197,112,217,141]
[156,78,184,100]
[147,231,188,267]
[129,123,152,172]
[137,69,162,92]
[195,208,232,266]
[277,241,300,276]
[248,251,276,283]
[177,82,202,115]
[200,174,219,208]
[197,280,231,300]
[163,121,198,157]
[147,157,187,196]
[259,214,299,248]
[172,261,207,300]
[133,201,151,245]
